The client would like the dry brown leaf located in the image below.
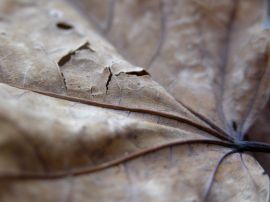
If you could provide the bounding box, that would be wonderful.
[247,100,270,174]
[0,0,270,202]
[78,0,270,135]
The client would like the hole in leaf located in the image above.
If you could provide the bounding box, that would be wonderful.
[126,70,149,76]
[232,121,237,131]
[56,22,73,30]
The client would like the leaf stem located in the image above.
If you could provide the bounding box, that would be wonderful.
[237,140,270,153]
[21,87,233,142]
[202,149,238,201]
[0,139,234,181]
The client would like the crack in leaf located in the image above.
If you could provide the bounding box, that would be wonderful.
[58,51,76,67]
[60,71,68,92]
[105,67,113,93]
[116,69,150,77]
[57,42,95,92]
[57,42,94,67]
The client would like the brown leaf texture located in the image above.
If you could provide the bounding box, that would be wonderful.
[0,0,270,201]
[77,0,270,136]
[247,100,270,174]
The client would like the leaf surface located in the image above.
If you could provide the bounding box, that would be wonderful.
[0,0,269,202]
[77,0,270,137]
